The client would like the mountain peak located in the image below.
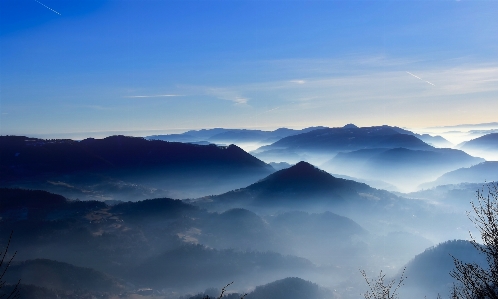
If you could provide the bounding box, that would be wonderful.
[292,161,322,172]
[294,160,314,167]
[282,161,327,175]
[343,123,359,129]
[256,161,335,186]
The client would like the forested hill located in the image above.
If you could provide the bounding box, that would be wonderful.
[0,135,275,198]
[197,161,416,219]
[0,135,273,180]
[256,125,433,153]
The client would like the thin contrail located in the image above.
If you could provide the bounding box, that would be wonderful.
[248,107,280,119]
[34,0,61,15]
[406,71,435,86]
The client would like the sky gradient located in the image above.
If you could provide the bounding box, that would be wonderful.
[1,0,497,138]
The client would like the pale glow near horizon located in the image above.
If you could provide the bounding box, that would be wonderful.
[1,1,497,136]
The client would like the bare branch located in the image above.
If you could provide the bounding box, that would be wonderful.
[451,182,498,299]
[0,231,20,299]
[360,268,406,299]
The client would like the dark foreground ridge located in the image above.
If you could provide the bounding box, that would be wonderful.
[0,135,275,199]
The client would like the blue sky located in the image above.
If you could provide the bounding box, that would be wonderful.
[1,0,497,138]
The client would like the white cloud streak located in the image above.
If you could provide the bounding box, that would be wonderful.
[174,60,498,127]
[406,71,436,86]
[34,0,61,15]
[290,80,306,84]
[249,107,280,118]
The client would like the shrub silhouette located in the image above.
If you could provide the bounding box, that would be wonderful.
[451,182,498,299]
[0,231,20,299]
[360,268,406,299]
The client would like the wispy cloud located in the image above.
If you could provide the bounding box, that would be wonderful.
[290,80,306,84]
[184,63,498,119]
[171,58,498,128]
[205,88,249,105]
[171,84,250,106]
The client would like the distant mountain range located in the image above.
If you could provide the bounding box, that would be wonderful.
[0,135,274,199]
[255,125,434,155]
[321,147,483,191]
[0,126,490,299]
[458,133,498,160]
[147,126,327,144]
[465,129,498,139]
[0,126,460,196]
[418,161,498,189]
[427,122,498,130]
[403,182,484,211]
[251,125,454,175]
[460,133,498,150]
[414,134,454,148]
[148,125,452,159]
[388,126,453,148]
[193,161,437,233]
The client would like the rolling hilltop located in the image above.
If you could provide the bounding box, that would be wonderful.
[460,133,498,151]
[196,161,379,209]
[147,126,327,144]
[0,135,274,199]
[418,161,498,189]
[0,135,272,178]
[458,133,498,160]
[0,187,370,293]
[251,125,461,189]
[322,147,483,190]
[0,128,491,299]
[194,161,434,232]
[255,125,434,155]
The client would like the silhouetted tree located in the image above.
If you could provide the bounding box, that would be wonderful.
[0,231,20,299]
[202,282,247,299]
[451,182,498,299]
[360,268,406,299]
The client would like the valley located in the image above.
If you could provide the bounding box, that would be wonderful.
[1,124,497,299]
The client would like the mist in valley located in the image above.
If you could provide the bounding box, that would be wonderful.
[2,0,498,296]
[1,123,497,299]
